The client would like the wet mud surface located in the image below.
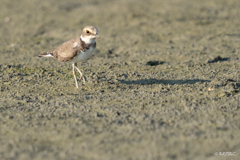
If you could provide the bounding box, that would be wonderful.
[0,0,240,159]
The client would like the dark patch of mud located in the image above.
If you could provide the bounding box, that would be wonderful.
[146,61,165,66]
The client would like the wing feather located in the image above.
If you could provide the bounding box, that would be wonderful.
[52,37,80,62]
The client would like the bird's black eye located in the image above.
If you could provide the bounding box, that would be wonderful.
[86,30,90,33]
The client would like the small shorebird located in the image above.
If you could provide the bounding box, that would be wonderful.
[38,26,99,88]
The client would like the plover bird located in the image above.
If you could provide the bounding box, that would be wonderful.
[38,26,99,88]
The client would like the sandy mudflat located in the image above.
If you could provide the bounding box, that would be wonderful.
[0,0,240,159]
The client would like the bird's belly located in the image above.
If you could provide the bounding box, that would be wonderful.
[71,47,95,63]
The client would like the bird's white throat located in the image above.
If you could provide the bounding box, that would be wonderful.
[81,35,95,44]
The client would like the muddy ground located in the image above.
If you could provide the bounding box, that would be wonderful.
[0,0,240,159]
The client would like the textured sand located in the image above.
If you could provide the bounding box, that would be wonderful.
[0,0,240,159]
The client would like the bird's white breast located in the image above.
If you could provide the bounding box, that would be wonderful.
[71,47,95,63]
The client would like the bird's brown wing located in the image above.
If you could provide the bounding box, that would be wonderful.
[52,37,80,62]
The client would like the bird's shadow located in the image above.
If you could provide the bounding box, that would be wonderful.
[207,56,229,63]
[118,78,210,85]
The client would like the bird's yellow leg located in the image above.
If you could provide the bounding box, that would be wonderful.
[74,63,85,85]
[72,63,79,88]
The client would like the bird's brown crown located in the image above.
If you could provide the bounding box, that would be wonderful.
[81,26,99,39]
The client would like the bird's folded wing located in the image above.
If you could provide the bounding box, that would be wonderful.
[53,37,80,62]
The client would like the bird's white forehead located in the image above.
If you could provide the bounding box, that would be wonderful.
[94,28,98,34]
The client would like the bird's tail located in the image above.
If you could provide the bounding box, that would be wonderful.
[38,52,53,58]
